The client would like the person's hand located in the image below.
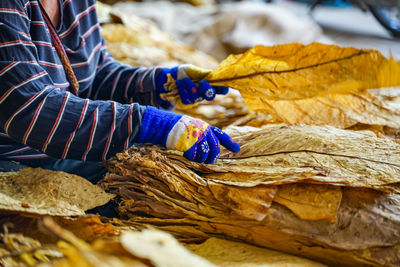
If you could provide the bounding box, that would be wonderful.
[136,107,240,164]
[155,65,229,108]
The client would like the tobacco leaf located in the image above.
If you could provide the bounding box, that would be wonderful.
[274,184,342,222]
[205,43,400,101]
[106,187,400,266]
[187,237,326,267]
[100,7,218,69]
[0,214,117,245]
[41,217,215,267]
[255,90,400,129]
[0,225,63,266]
[103,125,400,266]
[179,125,400,191]
[40,217,147,267]
[104,150,278,221]
[0,168,113,216]
[208,182,277,221]
[120,230,215,267]
[173,92,251,129]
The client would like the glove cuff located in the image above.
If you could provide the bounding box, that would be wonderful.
[136,106,182,147]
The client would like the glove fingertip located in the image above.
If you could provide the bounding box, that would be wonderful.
[215,86,229,95]
[198,80,216,101]
[228,141,241,153]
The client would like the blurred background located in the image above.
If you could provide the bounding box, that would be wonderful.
[97,0,399,62]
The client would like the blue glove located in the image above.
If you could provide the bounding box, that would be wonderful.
[136,106,240,164]
[155,65,229,108]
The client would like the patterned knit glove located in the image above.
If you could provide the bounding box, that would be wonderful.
[136,106,240,164]
[155,65,229,108]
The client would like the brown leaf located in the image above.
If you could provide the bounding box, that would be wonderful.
[274,184,342,222]
[0,221,64,266]
[201,125,400,191]
[0,168,113,216]
[0,214,117,244]
[119,188,400,266]
[103,125,400,266]
[208,182,277,221]
[173,92,251,129]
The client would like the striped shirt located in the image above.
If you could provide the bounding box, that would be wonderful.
[0,0,161,161]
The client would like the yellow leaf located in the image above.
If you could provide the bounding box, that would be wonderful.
[103,129,400,265]
[205,43,400,101]
[250,91,400,129]
[188,238,326,267]
[274,184,342,222]
[120,230,215,267]
[208,182,277,221]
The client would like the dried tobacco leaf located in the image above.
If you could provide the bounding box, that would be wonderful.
[0,223,63,266]
[104,167,400,266]
[120,230,215,267]
[274,184,342,222]
[205,43,400,100]
[173,92,251,129]
[187,237,326,267]
[0,168,113,216]
[124,189,400,267]
[41,218,215,267]
[100,6,218,69]
[101,24,155,46]
[208,182,277,221]
[0,214,117,245]
[193,125,400,191]
[255,90,400,129]
[103,125,400,266]
[41,217,147,267]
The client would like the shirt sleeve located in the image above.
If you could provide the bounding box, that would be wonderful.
[0,0,145,161]
[84,38,163,106]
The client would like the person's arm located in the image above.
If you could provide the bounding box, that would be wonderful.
[84,40,163,107]
[0,0,144,161]
[87,40,229,109]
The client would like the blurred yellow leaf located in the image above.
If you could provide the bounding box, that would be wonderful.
[188,238,326,267]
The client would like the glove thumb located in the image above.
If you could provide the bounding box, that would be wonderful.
[186,65,212,81]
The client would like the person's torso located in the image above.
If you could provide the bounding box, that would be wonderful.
[0,0,106,160]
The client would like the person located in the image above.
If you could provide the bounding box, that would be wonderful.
[0,0,240,184]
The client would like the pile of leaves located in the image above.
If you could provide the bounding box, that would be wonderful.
[102,125,400,266]
[3,24,400,265]
[0,167,323,266]
[100,43,400,265]
[0,216,214,267]
[97,2,218,69]
[160,43,400,133]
